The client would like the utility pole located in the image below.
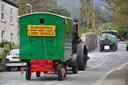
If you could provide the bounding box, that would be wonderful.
[92,0,96,33]
[26,4,32,13]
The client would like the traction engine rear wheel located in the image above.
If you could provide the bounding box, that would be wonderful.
[57,64,65,81]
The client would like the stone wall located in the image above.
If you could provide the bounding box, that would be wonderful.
[81,32,98,51]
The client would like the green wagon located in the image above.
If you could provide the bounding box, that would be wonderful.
[19,12,79,80]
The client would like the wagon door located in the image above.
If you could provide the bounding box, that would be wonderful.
[28,25,56,59]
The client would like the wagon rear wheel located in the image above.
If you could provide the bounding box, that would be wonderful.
[26,63,31,80]
[43,72,48,74]
[58,70,63,80]
[57,64,64,81]
[36,72,40,77]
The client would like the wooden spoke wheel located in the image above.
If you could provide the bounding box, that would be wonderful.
[36,72,41,77]
[26,63,31,80]
[58,70,63,80]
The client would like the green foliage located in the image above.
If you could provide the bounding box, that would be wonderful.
[80,0,105,28]
[98,23,128,39]
[0,41,16,49]
[9,0,57,15]
[9,0,71,18]
[112,0,128,36]
[3,48,10,54]
[0,54,3,59]
[0,48,10,64]
[78,27,93,36]
[124,39,128,42]
[54,7,70,17]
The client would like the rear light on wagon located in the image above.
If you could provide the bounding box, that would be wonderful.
[20,56,23,59]
[60,57,63,60]
[6,59,10,61]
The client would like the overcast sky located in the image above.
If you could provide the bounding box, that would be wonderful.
[57,0,81,19]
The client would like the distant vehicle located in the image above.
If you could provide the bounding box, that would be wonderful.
[119,34,124,41]
[5,49,26,71]
[99,30,118,52]
[101,30,119,38]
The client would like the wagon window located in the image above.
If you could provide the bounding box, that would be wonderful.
[40,18,44,24]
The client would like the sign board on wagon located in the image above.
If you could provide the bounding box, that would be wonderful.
[27,25,56,37]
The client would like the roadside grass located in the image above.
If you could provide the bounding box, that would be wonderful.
[124,39,128,42]
[97,23,118,34]
[0,54,3,64]
[78,27,93,36]
[79,23,113,36]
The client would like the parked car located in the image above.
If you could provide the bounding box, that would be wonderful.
[5,49,26,71]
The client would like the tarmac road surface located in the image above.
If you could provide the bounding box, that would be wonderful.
[0,42,128,85]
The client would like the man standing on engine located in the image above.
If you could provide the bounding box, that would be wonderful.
[72,18,80,53]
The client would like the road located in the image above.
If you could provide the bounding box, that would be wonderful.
[0,42,128,85]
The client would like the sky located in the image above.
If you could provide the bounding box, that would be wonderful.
[57,0,81,19]
[92,0,112,22]
[57,0,112,22]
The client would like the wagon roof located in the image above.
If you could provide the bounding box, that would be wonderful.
[19,12,72,20]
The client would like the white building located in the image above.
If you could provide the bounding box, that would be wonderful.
[0,0,19,44]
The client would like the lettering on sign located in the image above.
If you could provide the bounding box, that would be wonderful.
[28,25,56,30]
[28,31,56,36]
[27,25,56,37]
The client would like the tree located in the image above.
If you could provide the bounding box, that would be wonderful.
[80,0,92,28]
[54,7,70,17]
[9,0,70,17]
[80,0,105,29]
[101,0,128,37]
[113,0,128,36]
[30,0,57,13]
[9,0,57,15]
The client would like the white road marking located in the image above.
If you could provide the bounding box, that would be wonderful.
[93,62,128,85]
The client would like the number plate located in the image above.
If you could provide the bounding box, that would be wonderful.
[104,46,110,50]
[12,57,18,59]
